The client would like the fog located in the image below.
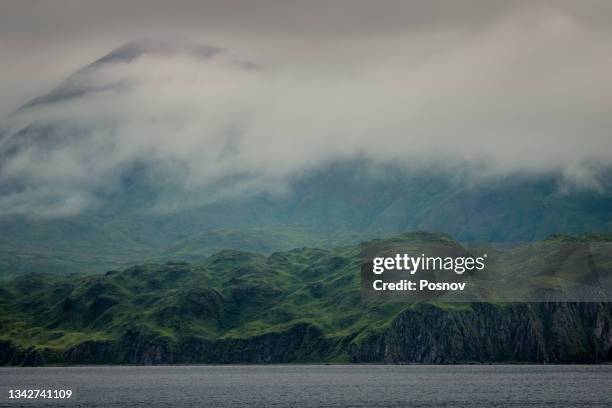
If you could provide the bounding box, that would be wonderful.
[1,1,611,216]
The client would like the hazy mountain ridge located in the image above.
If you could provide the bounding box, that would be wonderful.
[1,41,612,276]
[19,39,228,111]
[1,161,611,276]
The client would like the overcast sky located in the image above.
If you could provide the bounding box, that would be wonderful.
[1,0,611,115]
[1,1,611,216]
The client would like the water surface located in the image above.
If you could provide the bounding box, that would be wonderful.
[1,365,610,407]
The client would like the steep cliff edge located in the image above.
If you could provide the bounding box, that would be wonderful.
[350,302,612,363]
[2,303,610,365]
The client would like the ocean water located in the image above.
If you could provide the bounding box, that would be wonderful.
[1,365,611,407]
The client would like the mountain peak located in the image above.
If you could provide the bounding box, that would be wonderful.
[18,38,227,111]
[92,38,224,66]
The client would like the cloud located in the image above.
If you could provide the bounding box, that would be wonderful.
[1,3,612,216]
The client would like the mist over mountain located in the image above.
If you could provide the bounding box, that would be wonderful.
[0,38,611,274]
[19,39,232,111]
[1,2,612,374]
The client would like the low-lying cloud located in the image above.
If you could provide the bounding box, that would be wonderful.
[1,3,611,217]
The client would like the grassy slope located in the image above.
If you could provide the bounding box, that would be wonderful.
[1,232,609,357]
[0,240,407,354]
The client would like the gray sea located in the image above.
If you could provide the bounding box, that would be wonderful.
[1,365,611,407]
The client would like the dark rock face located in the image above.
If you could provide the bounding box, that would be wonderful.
[63,340,117,364]
[349,303,612,363]
[3,303,611,365]
[33,323,329,366]
[176,323,329,364]
[0,341,45,366]
[119,330,175,365]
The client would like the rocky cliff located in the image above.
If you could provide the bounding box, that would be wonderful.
[349,302,612,363]
[2,303,610,366]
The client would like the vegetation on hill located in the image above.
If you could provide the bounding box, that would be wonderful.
[1,232,610,365]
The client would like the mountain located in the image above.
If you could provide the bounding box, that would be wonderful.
[19,39,228,110]
[0,160,611,276]
[0,40,612,276]
[1,232,611,365]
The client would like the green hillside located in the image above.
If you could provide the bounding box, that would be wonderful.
[0,239,402,352]
[1,232,611,365]
[0,222,367,278]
